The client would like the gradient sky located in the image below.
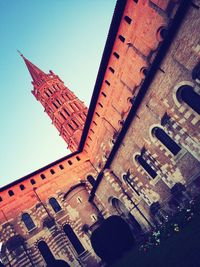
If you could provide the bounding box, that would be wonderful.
[0,0,116,187]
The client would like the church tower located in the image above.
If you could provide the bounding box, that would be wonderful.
[19,52,88,152]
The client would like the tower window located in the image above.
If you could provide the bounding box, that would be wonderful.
[40,174,46,180]
[59,164,64,170]
[124,15,132,24]
[50,169,55,175]
[72,119,79,128]
[0,196,2,202]
[30,179,36,185]
[49,197,62,213]
[101,92,107,97]
[64,108,70,116]
[113,52,120,59]
[95,112,100,117]
[177,85,200,114]
[118,35,125,43]
[20,184,25,191]
[91,214,97,222]
[152,127,181,156]
[76,156,81,161]
[68,160,72,165]
[60,112,66,120]
[135,155,157,179]
[22,213,36,231]
[68,123,74,130]
[8,190,14,196]
[53,103,58,109]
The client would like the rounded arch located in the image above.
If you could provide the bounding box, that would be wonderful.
[49,197,62,213]
[151,126,181,156]
[176,85,200,114]
[109,197,142,235]
[21,212,36,231]
[173,81,194,108]
[63,224,85,255]
[38,240,54,264]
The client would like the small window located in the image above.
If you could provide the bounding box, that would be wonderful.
[87,175,95,186]
[0,196,2,202]
[105,80,110,86]
[93,121,97,126]
[68,160,72,165]
[109,67,115,74]
[101,92,107,97]
[8,190,14,196]
[20,184,25,191]
[91,214,97,222]
[30,179,36,185]
[68,123,74,130]
[76,156,81,161]
[77,197,82,204]
[50,169,55,175]
[41,174,46,180]
[118,35,125,43]
[113,52,120,59]
[95,112,100,117]
[124,15,132,24]
[53,103,58,109]
[22,213,36,231]
[49,197,62,213]
[98,103,103,108]
[59,164,64,170]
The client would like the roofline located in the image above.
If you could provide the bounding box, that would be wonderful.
[0,151,79,192]
[78,0,127,151]
[89,0,191,201]
[0,0,127,193]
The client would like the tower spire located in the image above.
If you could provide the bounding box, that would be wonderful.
[18,51,46,82]
[20,53,88,152]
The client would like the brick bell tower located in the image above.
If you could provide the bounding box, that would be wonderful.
[19,51,88,152]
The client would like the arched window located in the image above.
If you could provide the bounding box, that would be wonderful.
[135,155,157,179]
[177,85,200,114]
[63,224,85,255]
[22,213,36,231]
[152,127,181,156]
[38,241,54,264]
[49,197,62,213]
[87,175,95,186]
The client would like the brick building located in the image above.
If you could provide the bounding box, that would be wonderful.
[0,0,200,266]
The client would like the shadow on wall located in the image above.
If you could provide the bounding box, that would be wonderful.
[90,215,135,264]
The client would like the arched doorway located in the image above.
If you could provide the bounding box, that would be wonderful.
[38,241,70,267]
[111,197,142,236]
[63,224,85,255]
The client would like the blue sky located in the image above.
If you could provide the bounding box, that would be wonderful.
[0,0,116,187]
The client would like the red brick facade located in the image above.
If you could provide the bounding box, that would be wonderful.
[0,1,200,266]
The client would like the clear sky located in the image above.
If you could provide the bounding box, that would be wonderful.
[0,0,116,187]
